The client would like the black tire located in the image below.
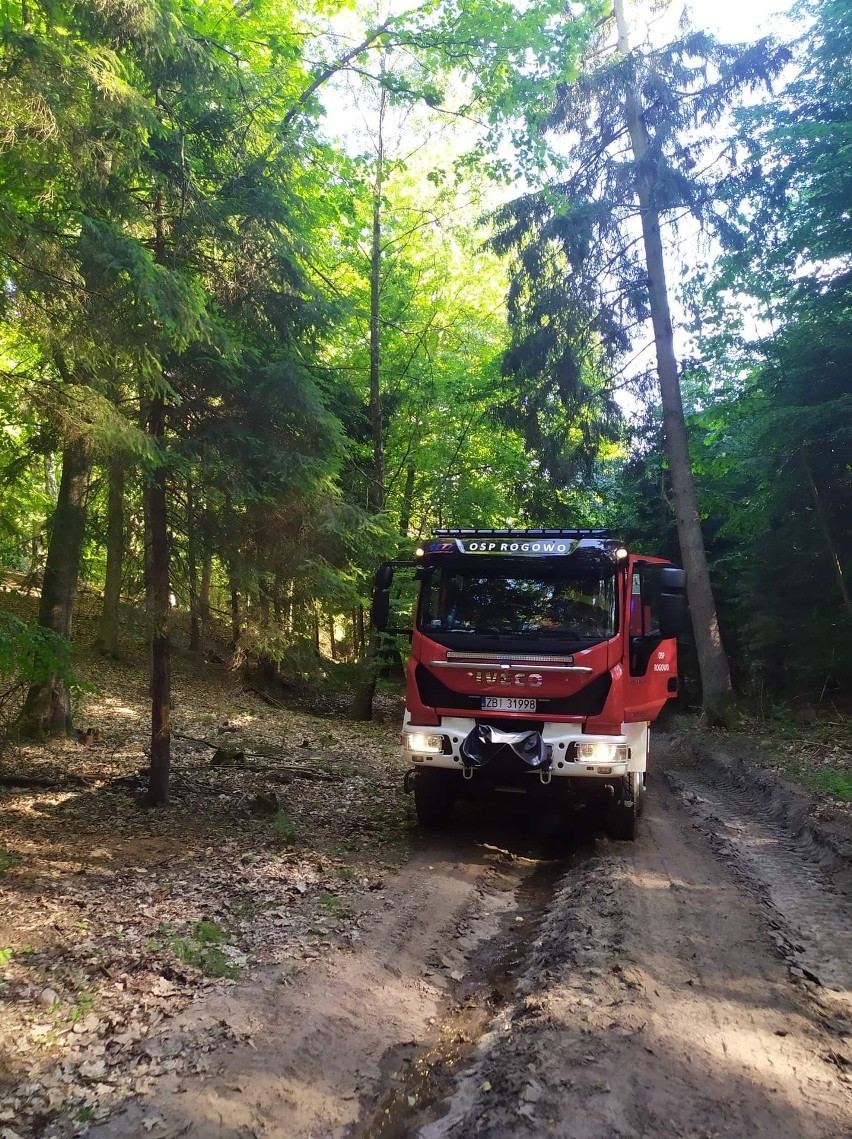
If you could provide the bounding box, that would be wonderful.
[414,771,455,829]
[605,775,639,841]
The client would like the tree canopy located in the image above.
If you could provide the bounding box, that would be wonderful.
[0,0,849,772]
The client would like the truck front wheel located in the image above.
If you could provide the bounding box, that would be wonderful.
[413,771,456,830]
[605,774,641,841]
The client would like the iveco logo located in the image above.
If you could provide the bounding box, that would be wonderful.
[473,671,544,688]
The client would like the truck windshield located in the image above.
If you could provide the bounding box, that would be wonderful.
[419,562,617,642]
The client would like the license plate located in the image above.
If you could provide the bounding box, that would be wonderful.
[481,697,537,712]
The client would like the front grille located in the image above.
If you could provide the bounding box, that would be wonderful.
[414,665,611,716]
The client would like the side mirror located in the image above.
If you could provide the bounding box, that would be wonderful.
[372,589,390,631]
[660,566,686,591]
[374,563,394,590]
[659,592,687,638]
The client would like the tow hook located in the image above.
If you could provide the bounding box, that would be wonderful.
[403,769,417,795]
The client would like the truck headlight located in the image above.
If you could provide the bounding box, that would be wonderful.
[576,742,629,763]
[406,732,444,754]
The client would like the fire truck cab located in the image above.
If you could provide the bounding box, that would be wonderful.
[372,529,687,839]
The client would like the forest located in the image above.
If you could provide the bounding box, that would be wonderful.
[2,2,852,1136]
[0,0,850,784]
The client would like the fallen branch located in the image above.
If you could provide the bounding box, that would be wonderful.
[171,731,341,780]
[0,772,102,788]
[173,731,217,749]
[244,686,288,710]
[138,764,342,783]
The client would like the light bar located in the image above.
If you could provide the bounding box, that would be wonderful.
[433,528,611,539]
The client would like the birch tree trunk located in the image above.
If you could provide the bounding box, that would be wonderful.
[95,460,125,657]
[187,482,201,653]
[145,187,172,805]
[144,391,171,805]
[614,0,735,726]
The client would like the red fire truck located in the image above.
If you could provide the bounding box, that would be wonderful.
[372,529,687,839]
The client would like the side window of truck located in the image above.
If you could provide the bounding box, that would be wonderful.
[629,563,663,675]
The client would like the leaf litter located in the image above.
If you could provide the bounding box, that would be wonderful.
[0,593,410,1137]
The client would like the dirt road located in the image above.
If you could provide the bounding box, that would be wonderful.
[92,748,852,1139]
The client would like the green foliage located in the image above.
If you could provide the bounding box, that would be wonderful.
[0,849,20,876]
[817,772,852,802]
[273,811,299,845]
[0,0,847,727]
[0,610,79,727]
[68,993,94,1024]
[691,0,852,699]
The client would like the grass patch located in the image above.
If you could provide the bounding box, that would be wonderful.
[68,993,94,1023]
[0,945,31,968]
[736,712,852,805]
[816,770,852,801]
[320,891,347,919]
[157,920,242,979]
[0,848,21,875]
[273,810,299,845]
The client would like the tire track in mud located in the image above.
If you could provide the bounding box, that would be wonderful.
[89,806,578,1139]
[666,765,852,1000]
[410,778,852,1139]
[352,855,576,1139]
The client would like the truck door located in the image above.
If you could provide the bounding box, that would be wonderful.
[623,559,677,723]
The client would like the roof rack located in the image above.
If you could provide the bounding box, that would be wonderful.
[433,528,611,539]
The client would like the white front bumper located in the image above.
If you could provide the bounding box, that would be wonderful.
[402,713,649,778]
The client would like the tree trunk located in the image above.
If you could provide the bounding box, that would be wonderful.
[187,482,201,653]
[352,77,387,722]
[20,436,91,736]
[328,614,337,661]
[284,580,295,635]
[615,0,735,727]
[356,606,365,658]
[44,453,58,499]
[199,549,212,636]
[367,80,387,517]
[258,581,271,631]
[230,581,241,649]
[145,392,171,805]
[399,465,415,538]
[802,450,852,626]
[95,460,125,657]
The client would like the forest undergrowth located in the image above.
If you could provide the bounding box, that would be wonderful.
[0,586,410,1137]
[696,711,852,817]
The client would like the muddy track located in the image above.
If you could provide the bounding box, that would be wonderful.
[665,762,852,996]
[90,805,575,1139]
[92,761,852,1139]
[417,770,852,1139]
